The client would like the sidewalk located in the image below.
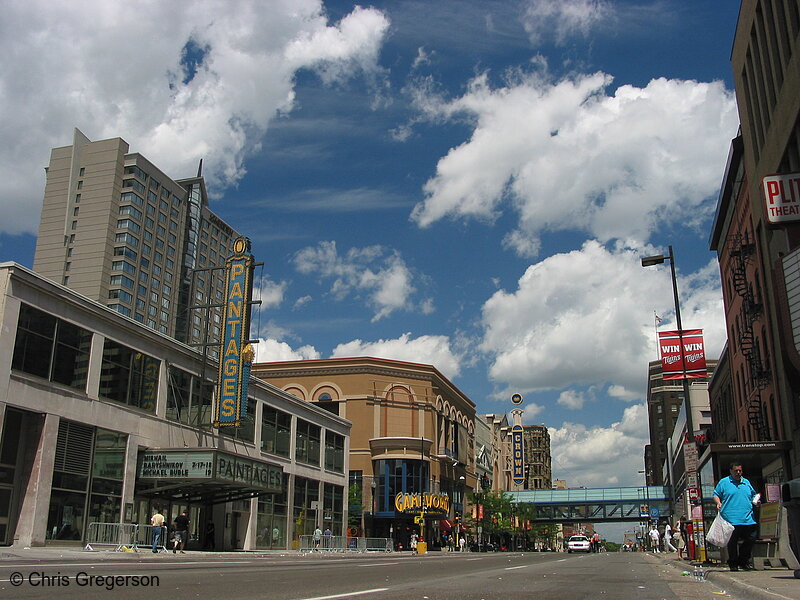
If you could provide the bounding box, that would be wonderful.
[0,546,295,561]
[652,551,800,600]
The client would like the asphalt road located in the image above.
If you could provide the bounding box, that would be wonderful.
[0,551,745,600]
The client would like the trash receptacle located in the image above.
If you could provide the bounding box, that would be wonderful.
[417,541,427,554]
[781,478,800,579]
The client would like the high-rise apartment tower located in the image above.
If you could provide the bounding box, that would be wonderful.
[33,129,241,356]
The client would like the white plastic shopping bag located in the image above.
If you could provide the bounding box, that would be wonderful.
[706,513,735,547]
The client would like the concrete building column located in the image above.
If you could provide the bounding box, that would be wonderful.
[244,496,258,550]
[0,292,20,402]
[0,402,6,446]
[14,413,59,547]
[286,472,296,548]
[85,333,104,400]
[120,435,139,523]
[155,359,168,418]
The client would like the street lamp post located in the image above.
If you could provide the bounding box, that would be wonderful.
[639,469,651,548]
[641,246,695,442]
[638,469,651,515]
[641,245,705,561]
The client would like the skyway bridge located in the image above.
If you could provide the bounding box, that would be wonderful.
[506,486,709,522]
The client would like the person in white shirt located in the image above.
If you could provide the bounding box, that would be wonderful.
[648,525,660,552]
[663,522,677,552]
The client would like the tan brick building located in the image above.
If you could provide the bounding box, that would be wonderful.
[251,357,477,548]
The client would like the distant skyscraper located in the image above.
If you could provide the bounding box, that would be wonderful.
[644,359,717,485]
[33,129,240,356]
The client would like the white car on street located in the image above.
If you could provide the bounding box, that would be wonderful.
[567,535,591,553]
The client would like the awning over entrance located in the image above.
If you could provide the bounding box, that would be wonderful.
[702,441,791,474]
[699,440,792,501]
[439,519,454,532]
[135,448,283,504]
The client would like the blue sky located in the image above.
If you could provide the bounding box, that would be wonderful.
[0,1,742,490]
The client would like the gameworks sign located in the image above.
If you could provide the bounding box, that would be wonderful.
[658,329,707,380]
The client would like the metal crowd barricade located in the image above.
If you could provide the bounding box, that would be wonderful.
[84,523,139,552]
[361,537,393,552]
[137,524,169,553]
[299,535,393,553]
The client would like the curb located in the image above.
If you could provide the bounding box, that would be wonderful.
[653,554,798,600]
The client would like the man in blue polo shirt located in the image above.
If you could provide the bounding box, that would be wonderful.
[713,462,760,571]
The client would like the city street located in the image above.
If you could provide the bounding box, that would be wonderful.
[0,551,745,600]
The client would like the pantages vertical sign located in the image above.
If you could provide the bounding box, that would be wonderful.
[214,237,255,427]
[658,329,707,380]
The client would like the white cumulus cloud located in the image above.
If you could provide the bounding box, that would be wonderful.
[331,332,462,380]
[253,279,288,309]
[481,240,725,398]
[253,338,321,363]
[293,241,421,321]
[410,71,737,256]
[548,402,648,487]
[0,0,390,234]
[557,388,596,410]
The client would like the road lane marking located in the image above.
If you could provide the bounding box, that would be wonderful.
[466,558,482,561]
[504,565,528,570]
[297,588,389,600]
[358,562,399,567]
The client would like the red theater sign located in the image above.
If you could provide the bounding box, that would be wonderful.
[763,172,800,224]
[658,329,707,380]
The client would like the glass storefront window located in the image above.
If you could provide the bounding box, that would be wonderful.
[323,483,344,535]
[374,459,429,513]
[166,366,213,426]
[256,474,289,549]
[324,432,344,473]
[12,303,91,391]
[99,339,158,412]
[296,420,320,466]
[47,491,86,540]
[261,406,291,457]
[47,422,127,542]
[293,476,319,540]
[88,429,126,525]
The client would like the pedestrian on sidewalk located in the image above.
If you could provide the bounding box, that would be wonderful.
[203,521,215,551]
[663,522,677,552]
[151,508,165,553]
[313,526,322,551]
[173,511,190,554]
[648,525,660,552]
[671,520,685,560]
[713,462,761,572]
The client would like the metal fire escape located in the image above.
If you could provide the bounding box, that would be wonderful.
[730,232,771,440]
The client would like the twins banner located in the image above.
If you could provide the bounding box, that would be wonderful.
[658,329,707,380]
